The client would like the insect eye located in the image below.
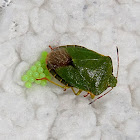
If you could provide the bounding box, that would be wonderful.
[108,75,117,88]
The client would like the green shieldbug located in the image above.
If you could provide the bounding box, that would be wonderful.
[37,45,119,104]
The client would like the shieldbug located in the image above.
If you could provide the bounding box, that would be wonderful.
[37,45,119,104]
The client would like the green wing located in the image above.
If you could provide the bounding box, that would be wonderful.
[64,45,104,60]
[55,46,113,95]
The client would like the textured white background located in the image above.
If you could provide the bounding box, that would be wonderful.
[0,0,140,140]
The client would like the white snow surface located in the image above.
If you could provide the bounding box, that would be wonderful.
[0,0,140,140]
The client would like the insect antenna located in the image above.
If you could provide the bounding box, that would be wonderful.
[89,47,119,105]
[89,88,113,104]
[116,46,119,79]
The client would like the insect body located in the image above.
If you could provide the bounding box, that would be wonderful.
[37,45,119,103]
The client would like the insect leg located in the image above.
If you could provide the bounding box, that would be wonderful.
[83,92,90,97]
[49,45,59,50]
[71,87,76,94]
[71,88,82,96]
[88,92,95,99]
[49,45,53,50]
[76,89,83,95]
[36,77,69,89]
[64,84,69,91]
